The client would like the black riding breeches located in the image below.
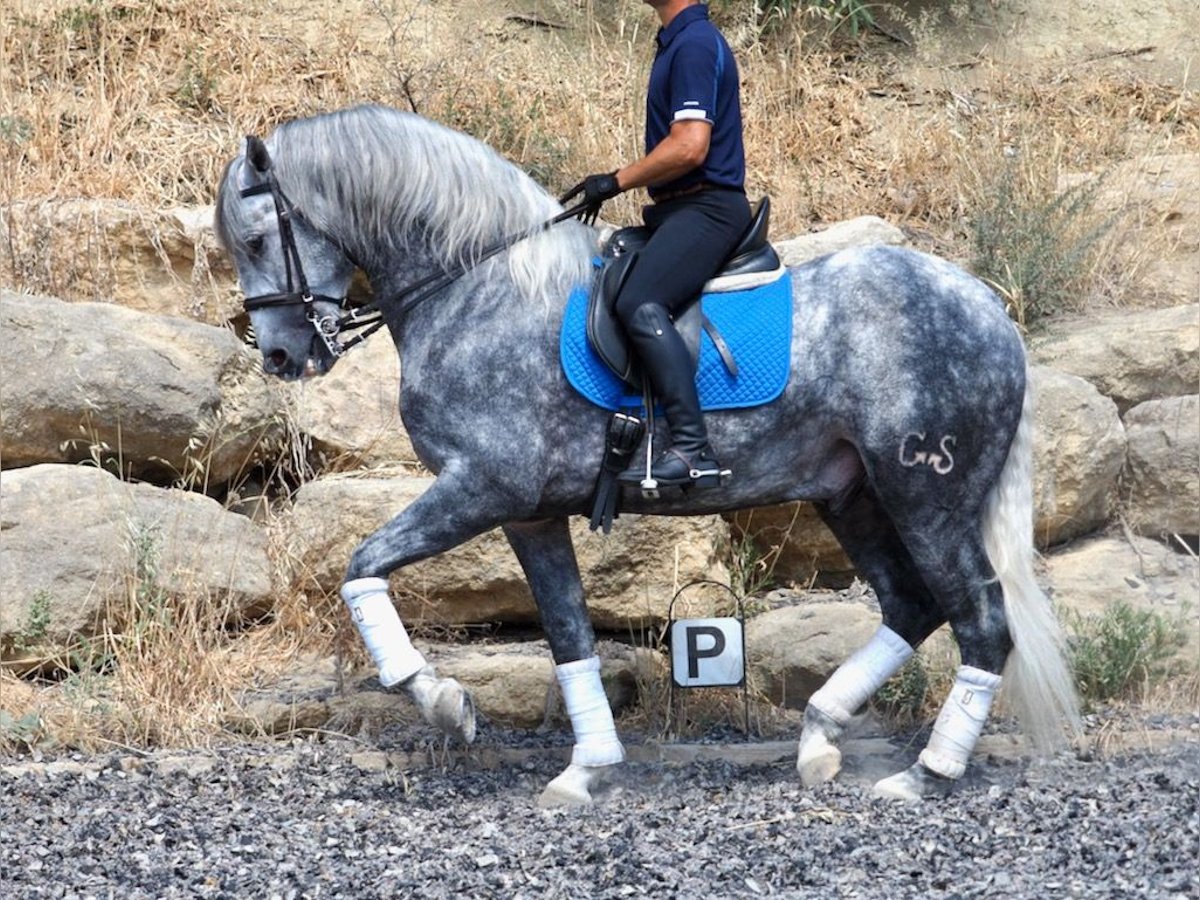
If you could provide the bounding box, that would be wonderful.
[613,188,752,326]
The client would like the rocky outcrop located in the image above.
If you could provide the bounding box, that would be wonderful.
[775,215,907,267]
[280,334,419,467]
[745,600,881,709]
[0,200,237,323]
[1030,366,1127,547]
[1029,305,1198,414]
[727,503,853,588]
[1121,396,1200,539]
[227,641,650,734]
[0,465,273,671]
[0,291,285,487]
[1044,534,1200,665]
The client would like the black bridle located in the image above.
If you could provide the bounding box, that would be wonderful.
[238,174,590,358]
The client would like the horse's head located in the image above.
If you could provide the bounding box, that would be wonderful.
[216,136,356,380]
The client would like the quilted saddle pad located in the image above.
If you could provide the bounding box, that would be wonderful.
[559,270,793,412]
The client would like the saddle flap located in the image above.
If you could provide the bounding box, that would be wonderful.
[586,256,637,385]
[587,255,704,391]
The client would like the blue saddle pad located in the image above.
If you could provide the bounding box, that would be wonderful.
[560,271,793,412]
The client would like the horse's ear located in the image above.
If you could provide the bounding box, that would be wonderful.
[245,135,273,174]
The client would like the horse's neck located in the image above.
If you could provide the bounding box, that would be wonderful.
[374,260,533,356]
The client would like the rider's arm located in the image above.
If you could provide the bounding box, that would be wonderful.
[615,120,711,192]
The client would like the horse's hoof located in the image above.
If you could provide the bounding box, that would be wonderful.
[873,762,955,801]
[797,706,844,787]
[408,668,477,745]
[537,763,607,808]
[797,742,843,787]
[429,678,476,745]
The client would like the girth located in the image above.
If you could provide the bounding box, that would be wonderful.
[586,197,784,389]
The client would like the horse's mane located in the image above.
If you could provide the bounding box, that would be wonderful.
[225,104,593,306]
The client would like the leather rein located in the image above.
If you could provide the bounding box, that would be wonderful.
[238,175,590,358]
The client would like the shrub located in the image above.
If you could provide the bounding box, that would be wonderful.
[1068,602,1189,704]
[968,159,1118,328]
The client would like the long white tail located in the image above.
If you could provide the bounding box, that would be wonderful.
[981,373,1082,751]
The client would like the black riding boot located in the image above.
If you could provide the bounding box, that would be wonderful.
[618,304,727,488]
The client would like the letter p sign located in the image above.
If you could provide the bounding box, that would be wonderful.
[670,617,744,688]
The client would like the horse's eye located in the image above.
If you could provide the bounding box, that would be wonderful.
[245,234,266,255]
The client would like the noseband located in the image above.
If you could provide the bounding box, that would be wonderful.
[239,172,590,359]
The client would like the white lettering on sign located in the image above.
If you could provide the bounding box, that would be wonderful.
[670,617,745,688]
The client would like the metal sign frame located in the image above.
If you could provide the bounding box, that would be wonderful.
[664,579,750,740]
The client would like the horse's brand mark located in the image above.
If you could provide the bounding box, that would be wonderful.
[899,432,956,474]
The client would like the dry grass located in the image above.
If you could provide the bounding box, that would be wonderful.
[3,1,1195,247]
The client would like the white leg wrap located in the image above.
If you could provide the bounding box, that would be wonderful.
[556,656,625,767]
[807,625,914,725]
[919,665,1001,779]
[341,577,426,687]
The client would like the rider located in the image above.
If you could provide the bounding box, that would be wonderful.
[567,0,751,488]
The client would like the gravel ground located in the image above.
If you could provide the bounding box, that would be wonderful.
[2,720,1197,900]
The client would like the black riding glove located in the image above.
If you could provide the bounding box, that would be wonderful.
[560,171,623,224]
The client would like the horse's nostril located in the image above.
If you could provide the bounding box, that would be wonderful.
[266,349,288,370]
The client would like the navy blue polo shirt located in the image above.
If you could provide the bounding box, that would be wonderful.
[645,4,745,199]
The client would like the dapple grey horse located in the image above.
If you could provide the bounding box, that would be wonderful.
[215,104,1079,806]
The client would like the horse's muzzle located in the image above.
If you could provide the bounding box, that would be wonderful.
[262,344,332,380]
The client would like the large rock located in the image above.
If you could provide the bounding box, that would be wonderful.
[1031,366,1126,547]
[745,600,880,709]
[435,640,646,729]
[1044,535,1199,665]
[775,216,908,267]
[281,473,730,629]
[282,334,418,467]
[0,291,286,487]
[0,465,273,670]
[0,200,237,323]
[1045,535,1199,619]
[1028,305,1199,414]
[1122,395,1200,539]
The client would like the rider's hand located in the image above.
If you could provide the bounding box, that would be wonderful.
[560,172,623,223]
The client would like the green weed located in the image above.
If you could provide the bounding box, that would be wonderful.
[873,656,930,723]
[0,710,46,752]
[1068,602,1189,704]
[12,590,53,654]
[725,531,778,600]
[969,160,1118,328]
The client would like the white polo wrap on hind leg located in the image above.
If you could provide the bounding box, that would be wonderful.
[807,625,914,725]
[341,577,426,687]
[556,656,625,767]
[919,665,1001,779]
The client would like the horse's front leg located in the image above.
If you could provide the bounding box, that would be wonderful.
[340,471,527,744]
[503,517,624,808]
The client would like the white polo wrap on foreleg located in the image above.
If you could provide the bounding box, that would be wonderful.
[807,625,914,725]
[341,577,426,687]
[919,665,1001,779]
[556,656,625,767]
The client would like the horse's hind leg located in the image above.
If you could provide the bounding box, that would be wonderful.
[503,518,624,807]
[797,487,947,787]
[870,523,1011,800]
